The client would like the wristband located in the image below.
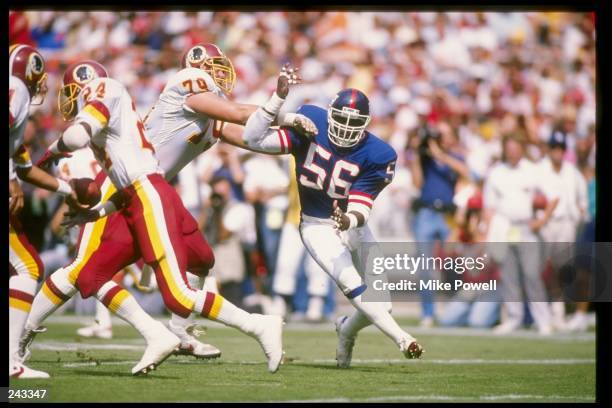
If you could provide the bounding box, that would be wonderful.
[94,200,117,218]
[346,213,359,230]
[56,178,73,196]
[262,92,285,117]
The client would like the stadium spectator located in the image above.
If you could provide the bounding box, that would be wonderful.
[483,135,555,335]
[537,130,588,330]
[204,174,256,310]
[408,120,470,327]
[438,190,502,328]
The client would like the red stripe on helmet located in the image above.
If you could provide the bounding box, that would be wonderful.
[349,89,357,109]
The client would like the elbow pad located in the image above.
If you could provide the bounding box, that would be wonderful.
[62,124,91,150]
[243,106,276,145]
[243,92,285,144]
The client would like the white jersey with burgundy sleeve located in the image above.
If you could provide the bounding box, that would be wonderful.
[74,77,161,190]
[143,67,225,180]
[9,75,34,178]
[9,75,30,159]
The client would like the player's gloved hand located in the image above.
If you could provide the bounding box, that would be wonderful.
[36,150,72,170]
[276,63,301,99]
[331,201,351,232]
[61,206,99,229]
[64,179,95,211]
[280,113,318,139]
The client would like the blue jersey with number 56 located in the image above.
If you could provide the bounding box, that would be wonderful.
[278,104,397,219]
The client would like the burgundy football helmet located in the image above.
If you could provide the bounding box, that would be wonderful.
[9,44,48,105]
[181,43,236,94]
[58,60,109,121]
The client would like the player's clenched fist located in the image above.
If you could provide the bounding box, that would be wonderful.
[331,201,350,232]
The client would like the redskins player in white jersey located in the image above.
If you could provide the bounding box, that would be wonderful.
[55,148,141,341]
[139,43,316,352]
[9,44,90,379]
[20,50,313,376]
[146,43,315,180]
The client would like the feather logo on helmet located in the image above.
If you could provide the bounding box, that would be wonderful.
[187,46,207,66]
[26,53,44,80]
[72,64,97,85]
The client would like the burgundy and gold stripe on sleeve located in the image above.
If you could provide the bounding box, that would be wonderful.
[83,100,111,127]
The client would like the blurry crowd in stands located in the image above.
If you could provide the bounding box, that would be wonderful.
[10,10,596,332]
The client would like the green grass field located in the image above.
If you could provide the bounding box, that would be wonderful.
[10,317,596,403]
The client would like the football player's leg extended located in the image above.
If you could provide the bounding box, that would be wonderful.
[9,220,49,378]
[168,227,221,360]
[128,174,283,373]
[300,221,423,366]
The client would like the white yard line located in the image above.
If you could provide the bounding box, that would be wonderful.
[34,342,144,351]
[310,358,595,365]
[271,394,594,403]
[47,343,594,366]
[44,315,595,341]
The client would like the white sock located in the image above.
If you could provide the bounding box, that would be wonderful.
[95,300,112,327]
[306,296,324,320]
[196,291,258,335]
[26,267,77,330]
[203,276,219,294]
[342,310,372,338]
[170,272,204,330]
[95,282,160,342]
[9,275,38,359]
[349,294,411,346]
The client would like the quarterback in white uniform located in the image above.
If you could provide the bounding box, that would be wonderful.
[9,44,89,380]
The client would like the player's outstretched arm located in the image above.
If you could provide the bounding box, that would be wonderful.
[11,142,82,207]
[219,114,316,155]
[185,63,300,128]
[220,63,316,153]
[8,176,24,216]
[16,165,84,209]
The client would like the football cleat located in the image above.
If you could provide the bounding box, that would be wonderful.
[131,322,181,376]
[168,321,221,360]
[250,314,284,373]
[399,337,424,359]
[76,322,113,339]
[335,315,356,369]
[10,362,50,379]
[493,320,522,335]
[18,326,47,362]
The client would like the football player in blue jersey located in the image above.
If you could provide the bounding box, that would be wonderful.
[236,88,424,368]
